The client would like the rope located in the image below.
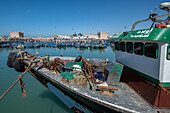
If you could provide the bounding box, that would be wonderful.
[81,58,95,89]
[159,84,170,95]
[0,62,36,100]
[0,53,39,100]
[72,75,88,88]
[84,59,94,85]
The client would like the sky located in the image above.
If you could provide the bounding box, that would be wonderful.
[0,0,169,37]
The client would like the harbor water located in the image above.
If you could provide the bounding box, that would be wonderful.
[0,47,115,113]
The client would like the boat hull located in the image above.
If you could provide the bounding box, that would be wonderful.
[47,82,92,113]
[20,56,167,113]
[121,66,170,108]
[29,68,119,113]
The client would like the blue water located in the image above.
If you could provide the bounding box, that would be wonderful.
[0,47,115,113]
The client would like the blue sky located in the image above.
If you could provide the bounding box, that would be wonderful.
[0,0,168,37]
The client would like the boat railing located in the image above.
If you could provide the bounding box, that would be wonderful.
[131,2,170,31]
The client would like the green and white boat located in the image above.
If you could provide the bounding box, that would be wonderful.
[111,2,170,109]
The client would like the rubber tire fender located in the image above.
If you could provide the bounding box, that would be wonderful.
[7,52,18,68]
[75,55,82,62]
[13,53,25,72]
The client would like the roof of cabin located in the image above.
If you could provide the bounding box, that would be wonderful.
[110,28,170,42]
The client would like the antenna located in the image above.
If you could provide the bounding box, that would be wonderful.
[154,6,157,13]
[149,6,158,29]
[149,6,158,19]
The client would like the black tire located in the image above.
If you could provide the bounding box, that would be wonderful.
[7,52,18,68]
[75,55,82,62]
[14,54,25,72]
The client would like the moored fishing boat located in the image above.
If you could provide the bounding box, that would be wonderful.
[5,50,169,113]
[0,43,10,48]
[94,44,99,48]
[110,2,170,109]
[90,43,95,48]
[3,2,170,113]
[34,43,40,48]
[16,44,25,49]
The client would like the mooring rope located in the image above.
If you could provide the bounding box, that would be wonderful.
[0,53,39,100]
[0,62,37,100]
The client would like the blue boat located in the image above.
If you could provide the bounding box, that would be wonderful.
[0,44,9,48]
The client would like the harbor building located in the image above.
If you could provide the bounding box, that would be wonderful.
[84,32,108,39]
[84,34,99,39]
[0,37,3,41]
[0,36,9,41]
[98,32,108,39]
[9,31,24,38]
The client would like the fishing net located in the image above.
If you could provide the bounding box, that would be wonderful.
[89,58,106,72]
[88,58,105,64]
[59,71,75,80]
[65,62,82,67]
[71,71,90,88]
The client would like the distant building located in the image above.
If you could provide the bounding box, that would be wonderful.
[84,34,99,39]
[84,32,108,39]
[31,36,52,42]
[73,36,87,39]
[57,35,71,39]
[9,31,24,38]
[98,32,108,39]
[0,36,9,41]
[52,35,70,40]
[0,37,3,41]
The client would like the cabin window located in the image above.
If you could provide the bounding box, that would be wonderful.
[167,44,170,60]
[145,43,158,58]
[120,42,125,52]
[126,42,133,53]
[115,42,120,50]
[134,42,144,55]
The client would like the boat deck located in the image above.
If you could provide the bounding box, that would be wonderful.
[24,57,170,113]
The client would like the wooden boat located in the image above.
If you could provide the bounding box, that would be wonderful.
[6,54,169,113]
[4,51,150,112]
[5,2,170,113]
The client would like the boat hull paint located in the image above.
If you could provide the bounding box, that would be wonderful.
[115,44,160,83]
[121,66,170,108]
[47,82,92,113]
[46,77,120,113]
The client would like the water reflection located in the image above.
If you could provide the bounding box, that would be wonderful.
[111,46,115,52]
[39,89,71,113]
[89,48,107,53]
